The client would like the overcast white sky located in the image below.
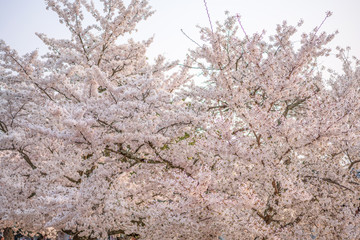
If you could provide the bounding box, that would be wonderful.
[0,0,359,72]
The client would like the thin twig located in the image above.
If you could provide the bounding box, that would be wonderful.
[181,29,201,48]
[236,14,250,42]
[203,0,214,34]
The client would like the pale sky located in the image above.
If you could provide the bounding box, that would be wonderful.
[0,0,359,72]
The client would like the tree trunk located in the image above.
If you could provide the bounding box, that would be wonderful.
[3,228,14,240]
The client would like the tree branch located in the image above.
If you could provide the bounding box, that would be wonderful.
[304,175,354,193]
[156,121,192,134]
[348,160,360,170]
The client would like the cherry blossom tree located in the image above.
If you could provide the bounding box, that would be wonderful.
[185,11,360,239]
[0,0,197,239]
[0,0,359,239]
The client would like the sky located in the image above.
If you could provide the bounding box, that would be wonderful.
[0,0,360,73]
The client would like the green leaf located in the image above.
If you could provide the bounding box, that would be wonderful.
[160,144,169,150]
[176,132,190,142]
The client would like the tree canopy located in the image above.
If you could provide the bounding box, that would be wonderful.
[0,0,359,239]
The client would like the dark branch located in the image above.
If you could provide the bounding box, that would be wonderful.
[17,148,37,170]
[156,121,192,134]
[0,120,8,133]
[304,175,354,193]
[348,160,360,170]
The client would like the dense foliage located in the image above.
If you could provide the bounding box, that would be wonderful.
[1,0,359,239]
